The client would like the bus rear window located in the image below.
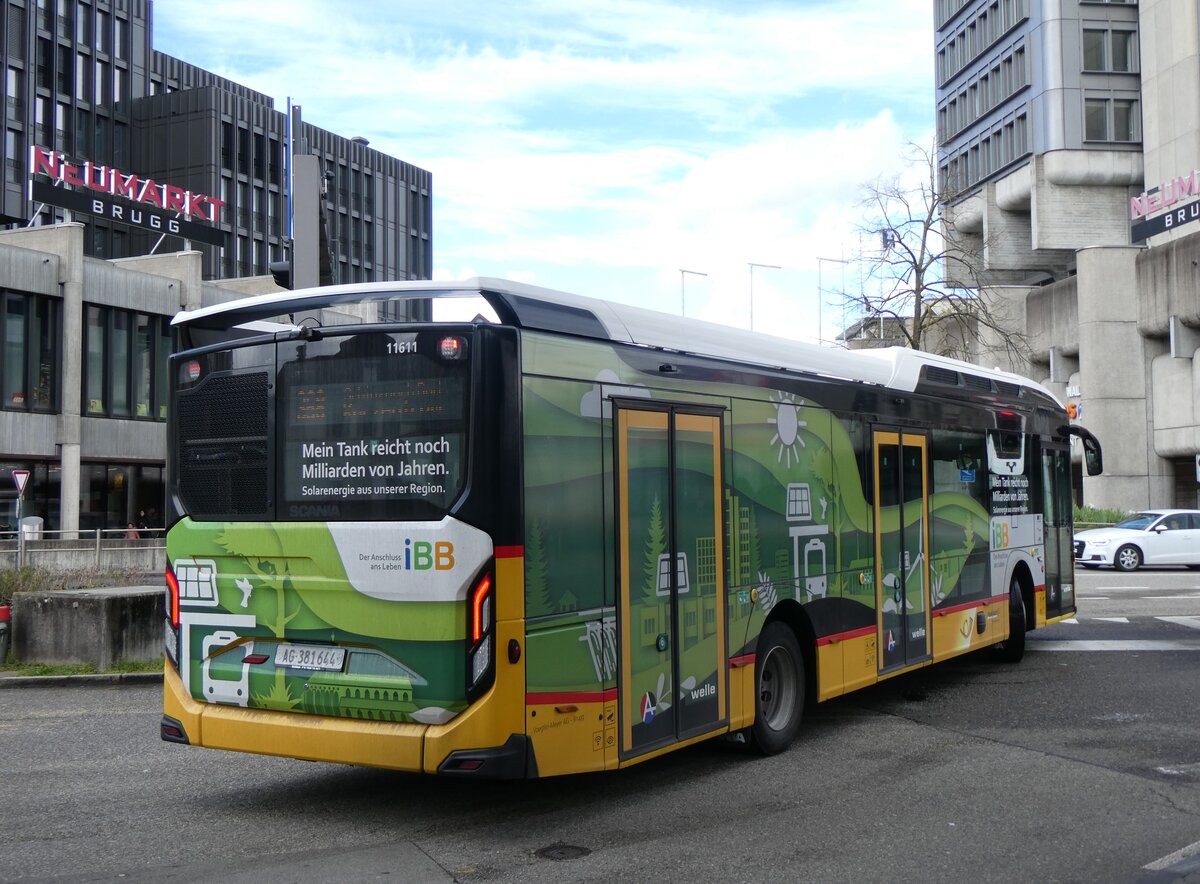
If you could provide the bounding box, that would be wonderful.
[278,330,470,518]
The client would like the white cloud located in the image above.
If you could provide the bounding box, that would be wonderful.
[154,0,935,340]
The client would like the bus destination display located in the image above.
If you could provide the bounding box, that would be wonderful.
[282,374,464,509]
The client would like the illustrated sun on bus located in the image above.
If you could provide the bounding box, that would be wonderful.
[160,278,1103,777]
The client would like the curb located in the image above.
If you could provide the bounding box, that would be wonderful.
[0,671,163,689]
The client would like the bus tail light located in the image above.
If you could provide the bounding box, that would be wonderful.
[164,565,180,666]
[467,571,495,695]
[165,565,180,629]
[439,336,467,360]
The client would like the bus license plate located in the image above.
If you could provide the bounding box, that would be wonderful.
[274,643,345,671]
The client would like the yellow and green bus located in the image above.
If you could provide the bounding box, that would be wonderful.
[161,278,1101,777]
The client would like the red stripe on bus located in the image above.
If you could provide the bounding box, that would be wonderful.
[494,545,524,559]
[526,688,617,705]
[934,593,1009,616]
[1034,584,1046,594]
[729,654,755,668]
[816,625,876,647]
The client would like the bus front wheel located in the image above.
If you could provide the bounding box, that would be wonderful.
[750,622,804,755]
[994,578,1027,663]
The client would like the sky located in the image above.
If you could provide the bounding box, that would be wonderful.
[153,0,935,343]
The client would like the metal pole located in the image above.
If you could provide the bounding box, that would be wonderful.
[816,257,851,345]
[14,494,22,570]
[679,268,707,318]
[748,262,781,332]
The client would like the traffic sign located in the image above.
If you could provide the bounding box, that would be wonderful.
[12,470,29,497]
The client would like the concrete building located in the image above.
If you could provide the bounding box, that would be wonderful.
[1,0,433,534]
[936,0,1200,511]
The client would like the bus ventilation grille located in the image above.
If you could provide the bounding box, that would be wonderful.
[177,372,271,520]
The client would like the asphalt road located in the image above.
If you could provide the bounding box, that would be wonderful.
[3,567,1200,883]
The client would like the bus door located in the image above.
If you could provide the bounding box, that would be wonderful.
[1040,442,1074,621]
[873,430,932,672]
[616,404,727,759]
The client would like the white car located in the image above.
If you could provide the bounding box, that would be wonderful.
[1073,510,1200,571]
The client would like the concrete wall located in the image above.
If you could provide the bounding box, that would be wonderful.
[11,586,164,668]
[0,538,165,573]
[1076,246,1170,509]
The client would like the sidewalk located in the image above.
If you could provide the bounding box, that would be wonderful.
[0,669,162,688]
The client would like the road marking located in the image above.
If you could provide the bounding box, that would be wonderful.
[1094,617,1129,624]
[1145,837,1200,872]
[1157,616,1200,631]
[1030,640,1200,652]
[1147,595,1200,599]
[1078,596,1109,600]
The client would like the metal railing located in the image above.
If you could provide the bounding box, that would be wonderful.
[0,527,166,571]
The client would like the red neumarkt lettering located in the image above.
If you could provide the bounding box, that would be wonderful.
[28,145,224,223]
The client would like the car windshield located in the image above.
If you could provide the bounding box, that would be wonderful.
[1113,512,1162,531]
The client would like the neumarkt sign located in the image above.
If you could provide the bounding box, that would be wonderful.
[27,145,226,247]
[1130,168,1200,243]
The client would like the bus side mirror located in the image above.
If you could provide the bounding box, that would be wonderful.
[1059,424,1103,476]
[1083,436,1103,476]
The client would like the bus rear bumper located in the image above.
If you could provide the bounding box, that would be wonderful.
[162,663,427,771]
[162,662,535,777]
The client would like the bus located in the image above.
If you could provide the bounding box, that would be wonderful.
[160,278,1103,777]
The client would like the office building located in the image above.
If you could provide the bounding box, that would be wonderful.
[936,0,1200,510]
[1,0,433,535]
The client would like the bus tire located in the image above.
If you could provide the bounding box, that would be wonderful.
[750,621,804,755]
[994,578,1026,663]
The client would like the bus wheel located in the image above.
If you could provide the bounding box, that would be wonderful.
[750,622,804,755]
[994,578,1026,663]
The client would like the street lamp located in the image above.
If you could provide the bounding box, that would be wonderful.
[679,268,707,318]
[816,256,850,345]
[748,262,781,331]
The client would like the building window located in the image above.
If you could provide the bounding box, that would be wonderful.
[6,68,23,117]
[96,10,111,54]
[1083,28,1136,72]
[1085,97,1139,142]
[115,18,129,60]
[5,129,23,184]
[83,305,171,420]
[75,52,91,102]
[76,4,91,44]
[1,291,60,413]
[80,462,164,533]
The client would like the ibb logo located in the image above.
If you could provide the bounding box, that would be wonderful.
[405,539,455,571]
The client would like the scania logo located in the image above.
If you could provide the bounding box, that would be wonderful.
[289,504,341,518]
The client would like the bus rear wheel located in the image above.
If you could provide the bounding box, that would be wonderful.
[750,622,804,755]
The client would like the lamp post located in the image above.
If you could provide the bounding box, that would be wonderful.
[816,256,851,345]
[679,268,707,318]
[748,262,781,331]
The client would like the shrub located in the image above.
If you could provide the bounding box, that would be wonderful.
[1073,504,1133,529]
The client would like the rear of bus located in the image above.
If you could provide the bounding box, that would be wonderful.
[160,290,531,776]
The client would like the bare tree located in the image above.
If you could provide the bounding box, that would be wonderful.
[838,142,1030,369]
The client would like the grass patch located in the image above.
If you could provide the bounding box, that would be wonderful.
[0,566,159,607]
[2,658,163,677]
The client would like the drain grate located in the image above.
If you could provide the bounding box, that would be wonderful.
[536,844,591,861]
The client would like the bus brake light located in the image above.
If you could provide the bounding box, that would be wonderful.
[439,336,466,360]
[165,565,180,629]
[472,574,493,643]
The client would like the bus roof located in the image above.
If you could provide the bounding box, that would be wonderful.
[174,277,1059,405]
